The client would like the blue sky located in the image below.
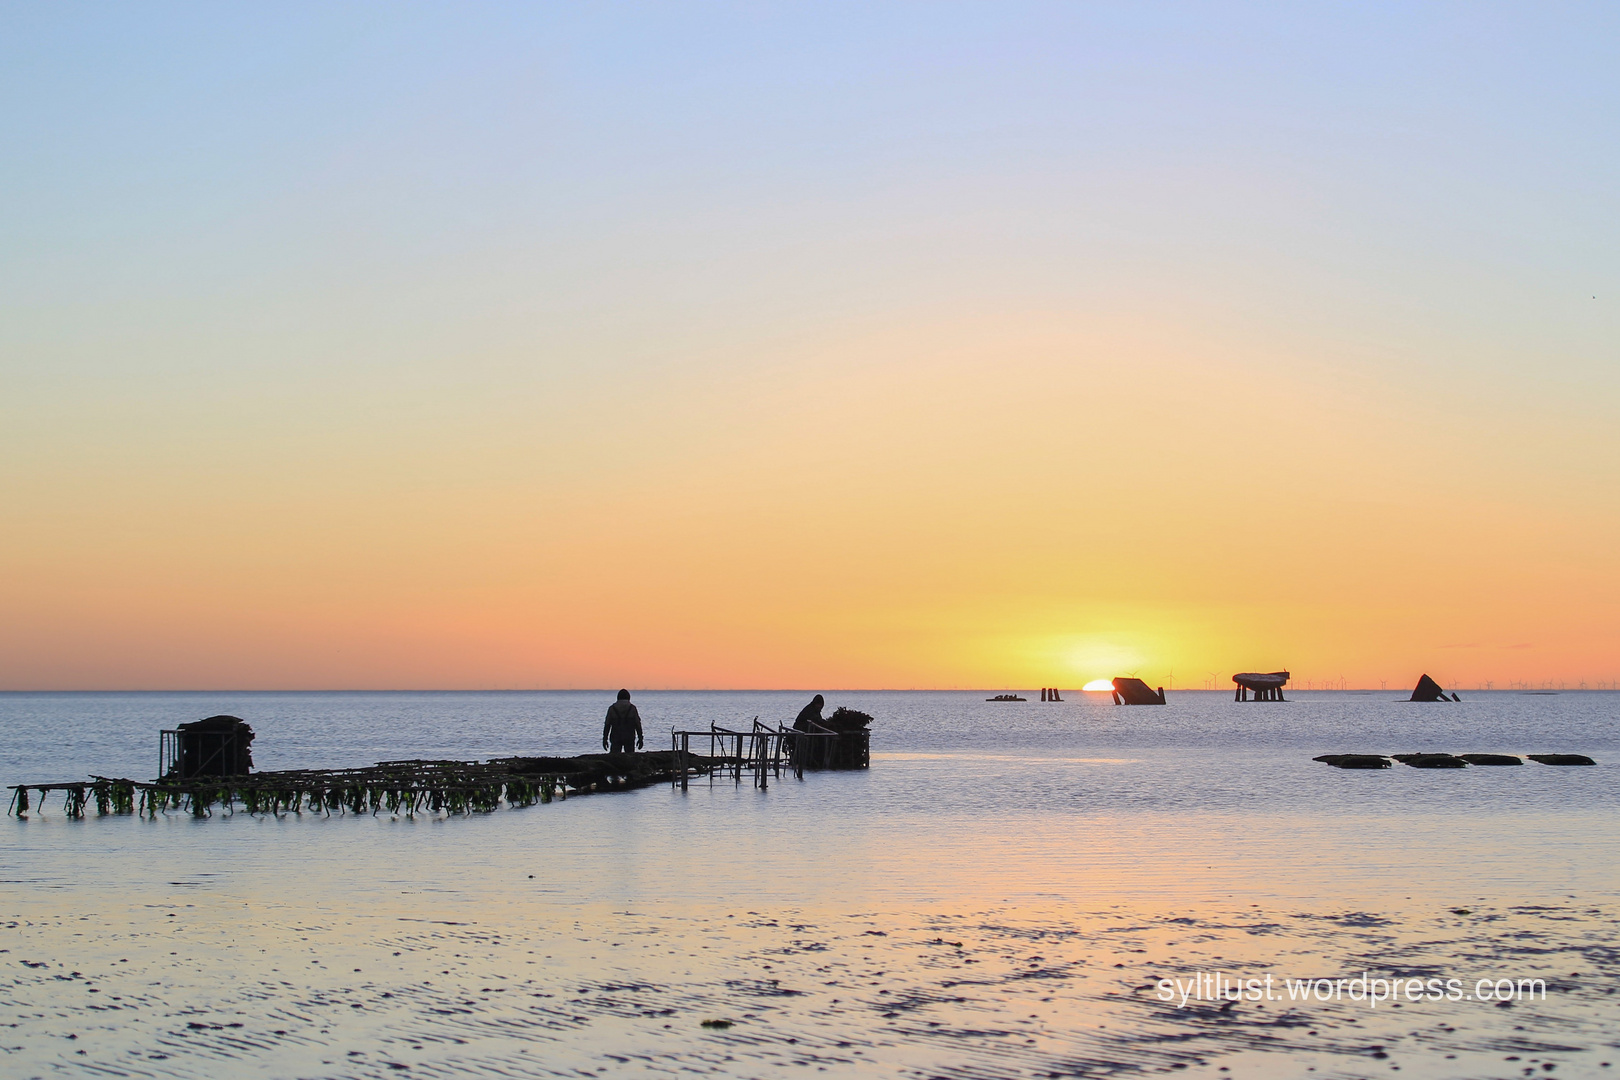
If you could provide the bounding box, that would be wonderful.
[3,3,1618,688]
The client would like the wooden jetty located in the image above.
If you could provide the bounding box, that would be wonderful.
[9,721,871,820]
[9,754,680,820]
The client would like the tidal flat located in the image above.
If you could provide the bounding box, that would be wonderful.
[5,690,1618,1077]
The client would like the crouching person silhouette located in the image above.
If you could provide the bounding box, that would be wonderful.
[793,693,825,732]
[602,689,644,755]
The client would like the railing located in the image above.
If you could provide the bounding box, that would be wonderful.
[669,718,868,791]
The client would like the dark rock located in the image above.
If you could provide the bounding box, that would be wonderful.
[1527,754,1596,766]
[1111,677,1166,705]
[1458,754,1522,766]
[1313,754,1391,769]
[1409,674,1453,702]
[1394,753,1467,768]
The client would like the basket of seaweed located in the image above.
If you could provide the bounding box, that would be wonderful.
[823,706,873,733]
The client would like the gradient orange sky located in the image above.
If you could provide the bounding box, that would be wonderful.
[2,5,1617,690]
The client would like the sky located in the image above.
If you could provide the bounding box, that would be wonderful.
[2,2,1618,691]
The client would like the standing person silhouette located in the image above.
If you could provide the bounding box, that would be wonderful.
[602,689,644,755]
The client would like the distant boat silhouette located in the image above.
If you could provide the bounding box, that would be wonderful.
[986,694,1026,702]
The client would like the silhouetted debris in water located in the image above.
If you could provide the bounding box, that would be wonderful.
[1409,675,1459,702]
[1316,752,1597,769]
[1233,672,1289,701]
[1393,753,1468,768]
[1111,678,1165,705]
[1313,754,1391,769]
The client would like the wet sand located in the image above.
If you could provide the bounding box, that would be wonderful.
[6,890,1618,1078]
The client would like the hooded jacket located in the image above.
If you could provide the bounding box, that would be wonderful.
[603,699,643,746]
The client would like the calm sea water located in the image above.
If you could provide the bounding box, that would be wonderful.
[4,691,1617,1078]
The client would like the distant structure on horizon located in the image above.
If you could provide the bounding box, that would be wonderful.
[1232,671,1290,702]
[1111,677,1165,705]
[1410,674,1461,702]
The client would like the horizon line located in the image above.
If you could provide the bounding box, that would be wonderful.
[0,685,1611,695]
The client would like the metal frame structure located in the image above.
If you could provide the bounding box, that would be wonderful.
[160,726,250,780]
[669,717,869,791]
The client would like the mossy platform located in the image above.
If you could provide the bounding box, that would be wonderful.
[8,750,714,819]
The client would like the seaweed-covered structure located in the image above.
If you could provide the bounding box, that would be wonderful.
[783,707,871,770]
[1111,677,1165,705]
[1232,671,1289,702]
[163,715,255,779]
[9,752,709,821]
[1410,674,1460,702]
[822,706,873,733]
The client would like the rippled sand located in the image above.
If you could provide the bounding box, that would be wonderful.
[7,889,1618,1078]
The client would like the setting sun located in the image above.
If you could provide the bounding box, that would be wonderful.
[1082,679,1115,692]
